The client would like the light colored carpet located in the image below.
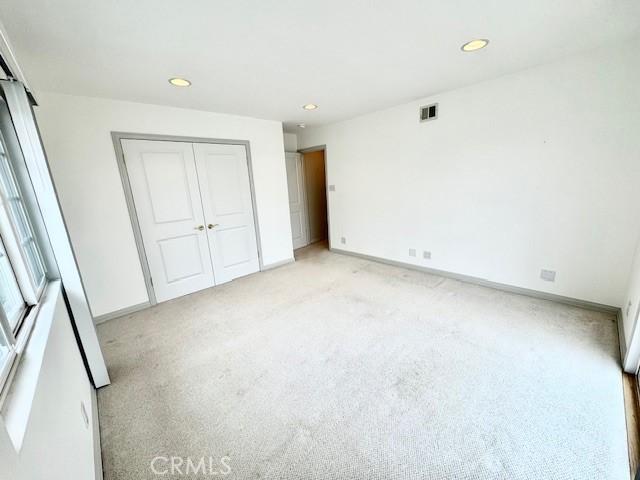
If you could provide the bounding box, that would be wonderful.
[97,243,628,479]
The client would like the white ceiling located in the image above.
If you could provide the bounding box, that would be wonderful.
[1,0,639,130]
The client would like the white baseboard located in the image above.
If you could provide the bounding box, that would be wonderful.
[93,261,296,324]
[93,301,151,325]
[262,257,295,271]
[330,247,619,314]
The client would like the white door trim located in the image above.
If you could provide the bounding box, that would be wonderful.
[111,132,264,306]
[297,145,330,249]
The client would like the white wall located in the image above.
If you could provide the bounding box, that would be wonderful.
[0,284,96,480]
[299,39,640,308]
[283,132,298,152]
[34,93,294,317]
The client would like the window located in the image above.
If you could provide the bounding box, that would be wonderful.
[0,237,25,328]
[0,148,46,286]
[0,120,47,391]
[0,308,16,388]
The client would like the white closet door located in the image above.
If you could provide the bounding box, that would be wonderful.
[285,152,309,249]
[122,139,216,302]
[193,143,260,284]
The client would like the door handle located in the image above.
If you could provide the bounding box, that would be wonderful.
[207,224,219,229]
[195,225,205,231]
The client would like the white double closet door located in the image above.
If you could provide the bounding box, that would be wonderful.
[122,139,260,303]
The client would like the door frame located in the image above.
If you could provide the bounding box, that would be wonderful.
[297,145,330,249]
[111,132,264,306]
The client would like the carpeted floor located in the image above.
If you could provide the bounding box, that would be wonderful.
[97,243,628,479]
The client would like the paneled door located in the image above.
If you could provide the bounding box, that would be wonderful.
[285,152,309,249]
[193,143,260,284]
[121,139,216,302]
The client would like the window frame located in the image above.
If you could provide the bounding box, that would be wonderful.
[0,101,48,397]
[0,234,26,329]
[0,306,16,389]
[0,129,46,308]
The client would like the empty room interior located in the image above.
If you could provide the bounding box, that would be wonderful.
[0,1,639,479]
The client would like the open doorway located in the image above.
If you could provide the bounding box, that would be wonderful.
[285,147,328,253]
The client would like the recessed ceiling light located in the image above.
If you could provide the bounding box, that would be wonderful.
[461,39,489,52]
[297,123,306,128]
[302,104,318,110]
[169,77,191,87]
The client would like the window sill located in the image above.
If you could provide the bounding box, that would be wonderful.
[0,280,60,452]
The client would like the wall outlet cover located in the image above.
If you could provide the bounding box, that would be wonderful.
[340,237,346,244]
[409,248,416,257]
[328,185,336,191]
[540,269,556,282]
[423,251,431,259]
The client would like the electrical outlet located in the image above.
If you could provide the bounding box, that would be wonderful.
[340,236,346,245]
[409,248,416,257]
[540,269,556,282]
[423,251,431,259]
[328,185,336,192]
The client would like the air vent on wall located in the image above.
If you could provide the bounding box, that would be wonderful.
[420,103,438,122]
